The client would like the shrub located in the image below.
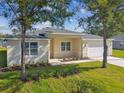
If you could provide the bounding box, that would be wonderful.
[31,74,40,81]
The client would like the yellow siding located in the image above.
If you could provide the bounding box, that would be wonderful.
[72,38,82,58]
[50,38,81,59]
[50,39,54,58]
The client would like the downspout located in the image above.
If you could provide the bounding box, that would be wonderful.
[48,39,51,63]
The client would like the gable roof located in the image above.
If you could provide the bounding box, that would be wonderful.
[112,34,124,41]
[37,27,105,40]
[38,27,84,35]
[82,34,103,40]
[1,34,49,41]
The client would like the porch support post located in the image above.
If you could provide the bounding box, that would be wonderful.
[48,39,50,63]
[81,39,83,59]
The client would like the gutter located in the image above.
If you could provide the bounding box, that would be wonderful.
[82,39,113,41]
[1,38,50,41]
[46,33,84,36]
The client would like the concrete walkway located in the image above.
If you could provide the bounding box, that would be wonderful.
[50,59,95,66]
[92,56,124,67]
[50,56,124,67]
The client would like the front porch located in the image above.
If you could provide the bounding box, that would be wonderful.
[50,37,82,59]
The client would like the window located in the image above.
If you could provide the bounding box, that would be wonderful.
[61,42,66,51]
[25,42,38,56]
[66,42,71,51]
[61,42,71,51]
[25,42,29,55]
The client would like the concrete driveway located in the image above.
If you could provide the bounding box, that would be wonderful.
[92,56,124,67]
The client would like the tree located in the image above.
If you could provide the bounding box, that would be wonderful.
[0,0,73,80]
[79,0,124,68]
[0,34,5,38]
[12,28,19,35]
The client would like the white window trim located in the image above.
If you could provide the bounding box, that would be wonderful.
[60,41,72,52]
[25,41,38,57]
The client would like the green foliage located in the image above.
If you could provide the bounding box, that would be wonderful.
[0,49,7,67]
[80,0,124,38]
[1,62,124,93]
[0,47,7,51]
[25,65,79,80]
[11,28,19,35]
[0,0,73,29]
[0,0,73,79]
[112,49,124,58]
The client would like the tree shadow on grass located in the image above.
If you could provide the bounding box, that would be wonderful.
[78,66,101,72]
[26,64,101,79]
[52,63,101,71]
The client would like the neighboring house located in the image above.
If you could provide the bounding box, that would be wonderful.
[5,28,113,66]
[112,34,124,50]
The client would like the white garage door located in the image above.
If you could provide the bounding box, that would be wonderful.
[87,41,103,58]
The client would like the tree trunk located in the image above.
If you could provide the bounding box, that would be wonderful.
[102,29,108,68]
[20,28,26,80]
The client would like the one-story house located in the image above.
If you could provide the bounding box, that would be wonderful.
[3,28,112,66]
[112,34,124,50]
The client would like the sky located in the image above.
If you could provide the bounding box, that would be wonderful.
[0,0,92,34]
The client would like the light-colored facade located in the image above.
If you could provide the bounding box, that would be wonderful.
[6,28,113,66]
[50,36,82,59]
[7,38,50,66]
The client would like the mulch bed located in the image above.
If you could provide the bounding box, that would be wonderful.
[0,63,51,72]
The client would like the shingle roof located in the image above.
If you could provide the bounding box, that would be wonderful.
[2,35,48,40]
[37,27,103,39]
[39,27,83,34]
[82,34,103,39]
[112,34,124,41]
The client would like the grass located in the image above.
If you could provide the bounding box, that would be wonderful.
[112,49,124,58]
[0,47,7,67]
[0,47,7,51]
[1,62,124,93]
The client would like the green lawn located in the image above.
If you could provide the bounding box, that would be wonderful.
[0,48,7,67]
[0,47,7,51]
[1,62,124,93]
[112,49,124,58]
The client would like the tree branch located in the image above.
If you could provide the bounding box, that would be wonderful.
[4,0,18,18]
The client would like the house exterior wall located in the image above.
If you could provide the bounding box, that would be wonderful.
[50,38,81,59]
[82,41,88,58]
[7,39,50,66]
[7,40,21,66]
[7,36,113,66]
[113,40,124,50]
[50,38,113,59]
[72,38,82,58]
